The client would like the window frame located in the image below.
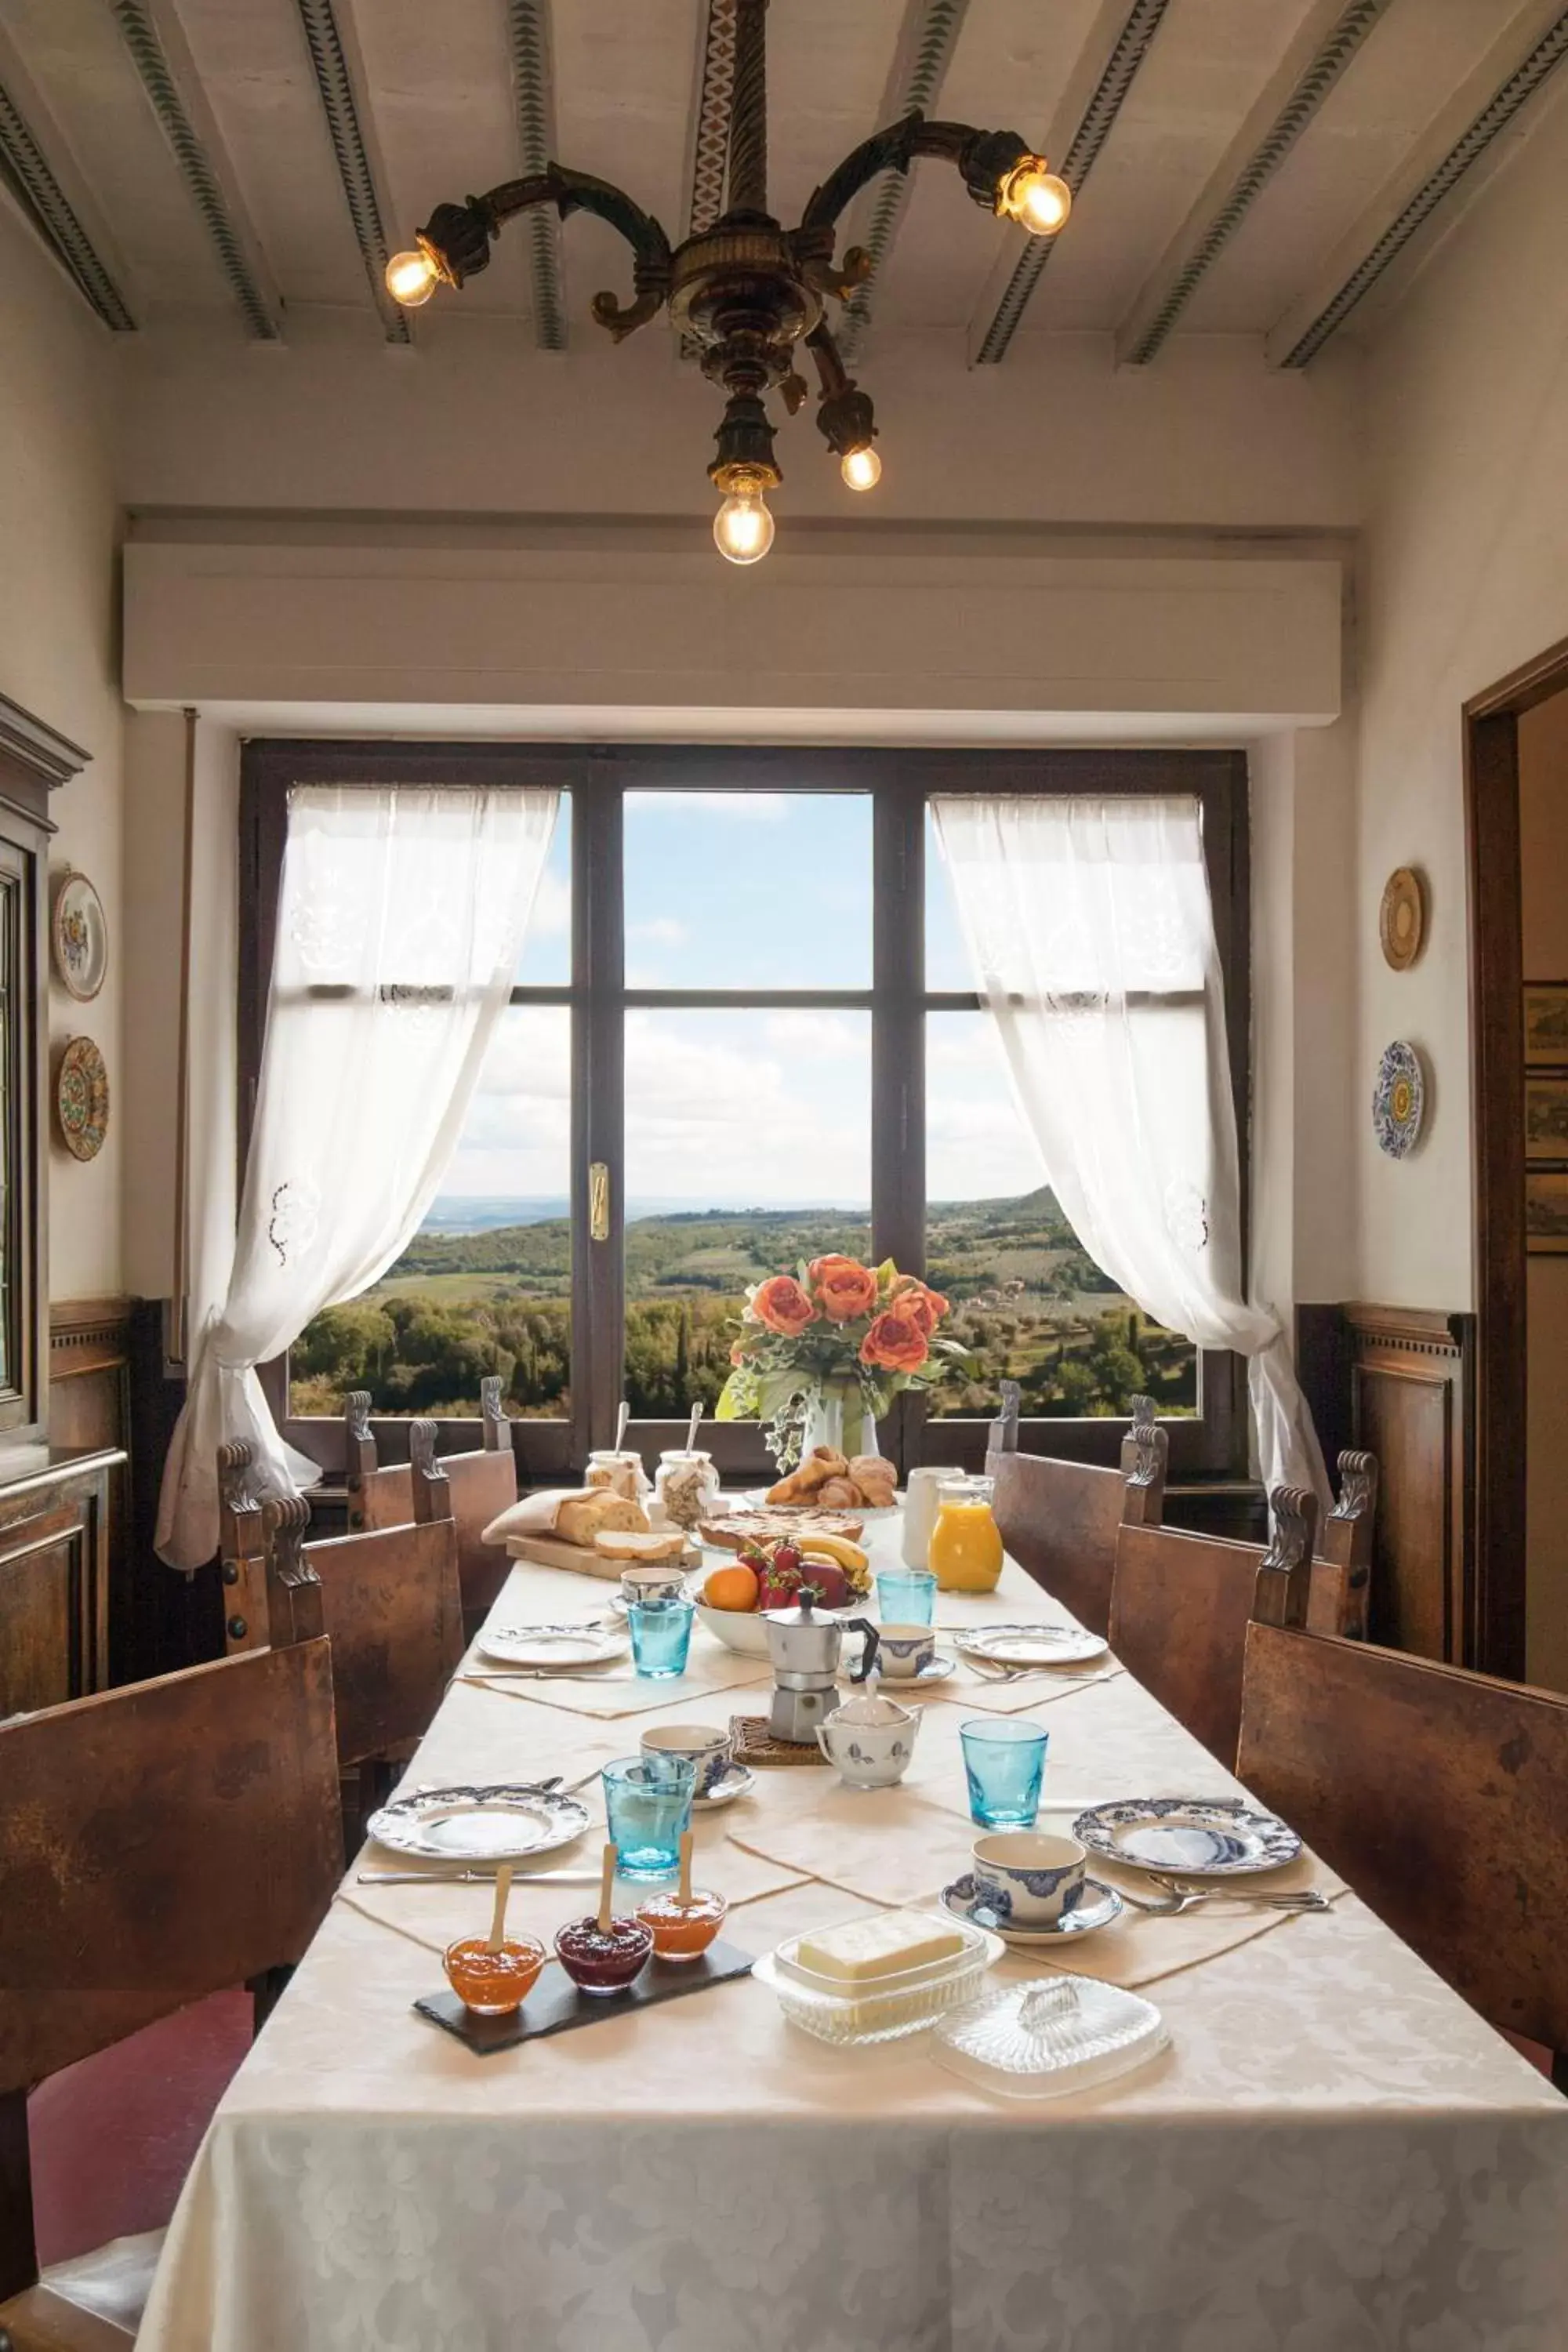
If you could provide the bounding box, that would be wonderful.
[240,742,1248,1484]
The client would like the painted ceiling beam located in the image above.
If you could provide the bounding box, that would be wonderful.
[507,0,565,350]
[1268,0,1568,366]
[836,0,974,363]
[0,39,135,332]
[107,0,281,339]
[293,0,408,344]
[970,0,1171,367]
[1116,0,1393,368]
[677,0,739,361]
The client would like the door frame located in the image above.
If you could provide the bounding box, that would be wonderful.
[1464,631,1568,1677]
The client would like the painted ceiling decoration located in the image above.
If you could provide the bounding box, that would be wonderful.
[0,0,1561,381]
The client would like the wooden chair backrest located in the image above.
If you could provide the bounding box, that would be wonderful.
[1239,1583,1568,2053]
[266,1419,463,1769]
[218,1438,271,1656]
[988,1396,1167,1639]
[345,1379,517,1629]
[1109,1486,1321,1766]
[1308,1448,1379,1641]
[0,1640,341,2293]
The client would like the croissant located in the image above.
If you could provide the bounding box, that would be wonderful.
[816,1477,862,1508]
[849,1454,897,1497]
[766,1446,849,1504]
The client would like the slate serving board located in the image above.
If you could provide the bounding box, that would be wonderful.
[415,1940,753,2055]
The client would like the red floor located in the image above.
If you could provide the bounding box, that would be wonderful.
[27,1989,254,2267]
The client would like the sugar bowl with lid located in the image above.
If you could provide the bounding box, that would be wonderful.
[815,1688,920,1789]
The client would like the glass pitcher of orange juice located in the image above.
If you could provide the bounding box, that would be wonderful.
[927,1474,1004,1592]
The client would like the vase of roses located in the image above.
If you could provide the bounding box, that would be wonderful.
[717,1253,965,1472]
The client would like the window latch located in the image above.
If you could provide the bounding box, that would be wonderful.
[589,1162,611,1243]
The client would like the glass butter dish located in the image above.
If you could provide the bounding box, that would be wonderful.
[933,1973,1168,2100]
[753,1915,1003,2045]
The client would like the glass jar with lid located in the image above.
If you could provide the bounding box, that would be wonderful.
[654,1449,720,1532]
[585,1448,651,1504]
[927,1473,1004,1592]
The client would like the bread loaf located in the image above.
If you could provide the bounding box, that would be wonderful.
[555,1490,649,1546]
[593,1527,688,1563]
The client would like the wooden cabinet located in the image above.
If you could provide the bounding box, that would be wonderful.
[0,1446,122,1716]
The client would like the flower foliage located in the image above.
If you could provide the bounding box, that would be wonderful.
[717,1253,966,1468]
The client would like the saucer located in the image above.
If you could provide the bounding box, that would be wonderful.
[694,1764,756,1810]
[878,1653,956,1689]
[941,1877,1123,1946]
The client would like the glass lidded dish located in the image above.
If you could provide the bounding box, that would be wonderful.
[932,1974,1169,2100]
[655,1450,720,1532]
[586,1448,651,1504]
[751,1916,1003,2045]
[927,1472,1004,1592]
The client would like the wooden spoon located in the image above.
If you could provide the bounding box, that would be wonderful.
[486,1863,514,1954]
[597,1841,617,1933]
[677,1828,695,1911]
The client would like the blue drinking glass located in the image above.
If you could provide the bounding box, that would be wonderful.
[960,1717,1048,1829]
[876,1568,937,1627]
[602,1755,695,1880]
[627,1595,695,1679]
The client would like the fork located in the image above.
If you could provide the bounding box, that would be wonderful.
[1149,1873,1330,1913]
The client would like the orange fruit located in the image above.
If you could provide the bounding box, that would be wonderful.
[703,1563,760,1613]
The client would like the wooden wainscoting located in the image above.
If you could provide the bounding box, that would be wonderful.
[49,1296,131,1682]
[1298,1303,1478,1670]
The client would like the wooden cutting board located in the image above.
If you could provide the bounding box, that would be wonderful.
[504,1532,701,1580]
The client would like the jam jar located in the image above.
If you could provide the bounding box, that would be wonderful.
[554,1914,654,1996]
[635,1887,728,1963]
[655,1450,720,1533]
[586,1448,651,1504]
[442,1934,547,2016]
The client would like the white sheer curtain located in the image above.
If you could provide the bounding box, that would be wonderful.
[932,793,1327,1508]
[157,782,558,1572]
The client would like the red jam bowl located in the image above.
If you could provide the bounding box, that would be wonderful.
[635,1888,728,1962]
[442,1934,547,2016]
[554,1914,654,1996]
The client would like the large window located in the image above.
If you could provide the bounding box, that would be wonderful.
[245,746,1247,1480]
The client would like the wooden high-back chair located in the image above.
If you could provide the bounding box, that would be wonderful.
[345,1377,517,1633]
[0,1642,342,2347]
[1238,1553,1568,2079]
[988,1396,1167,1638]
[1107,1451,1378,1766]
[263,1417,463,1780]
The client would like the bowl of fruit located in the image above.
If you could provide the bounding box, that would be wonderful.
[692,1534,872,1657]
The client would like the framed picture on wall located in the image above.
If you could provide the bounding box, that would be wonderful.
[1525,1074,1568,1160]
[1523,982,1568,1065]
[1526,1167,1568,1254]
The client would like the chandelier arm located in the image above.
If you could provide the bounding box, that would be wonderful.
[728,0,769,215]
[421,168,674,340]
[804,321,851,402]
[798,115,1035,238]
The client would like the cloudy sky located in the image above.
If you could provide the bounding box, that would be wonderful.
[445,793,1047,1209]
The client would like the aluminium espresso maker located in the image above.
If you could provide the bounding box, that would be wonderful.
[763,1595,880,1744]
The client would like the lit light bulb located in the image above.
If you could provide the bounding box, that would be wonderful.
[713,492,775,564]
[840,444,882,492]
[1002,163,1072,237]
[385,246,441,306]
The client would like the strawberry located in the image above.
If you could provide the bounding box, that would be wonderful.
[757,1561,802,1611]
[771,1542,802,1577]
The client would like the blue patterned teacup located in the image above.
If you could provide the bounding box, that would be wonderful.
[960,1831,1088,1928]
[641,1722,733,1798]
[875,1623,936,1680]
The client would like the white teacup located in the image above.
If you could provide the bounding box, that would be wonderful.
[958,1831,1089,1929]
[641,1722,732,1798]
[876,1622,936,1680]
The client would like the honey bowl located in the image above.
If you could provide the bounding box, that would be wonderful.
[442,1933,547,2016]
[635,1886,728,1963]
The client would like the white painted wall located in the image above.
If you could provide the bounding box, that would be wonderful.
[1356,104,1568,1309]
[0,198,124,1301]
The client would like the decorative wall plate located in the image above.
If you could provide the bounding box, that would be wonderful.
[56,1036,108,1161]
[1373,1040,1426,1159]
[1379,866,1425,971]
[51,870,107,1001]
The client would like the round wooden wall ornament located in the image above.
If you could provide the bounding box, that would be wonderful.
[1380,866,1425,971]
[56,1036,109,1161]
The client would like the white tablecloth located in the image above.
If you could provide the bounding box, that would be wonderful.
[136,1513,1568,2350]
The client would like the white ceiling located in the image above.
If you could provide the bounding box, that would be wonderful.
[0,0,1563,364]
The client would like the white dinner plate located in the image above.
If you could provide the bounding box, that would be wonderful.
[476,1622,629,1669]
[957,1624,1108,1669]
[367,1783,593,1862]
[1072,1797,1301,1877]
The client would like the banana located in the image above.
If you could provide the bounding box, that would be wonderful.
[797,1532,869,1575]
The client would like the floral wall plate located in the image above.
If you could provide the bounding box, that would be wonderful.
[52,871,107,1002]
[56,1035,109,1161]
[1373,1040,1425,1159]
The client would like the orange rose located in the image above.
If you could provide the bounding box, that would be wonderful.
[860,1308,930,1375]
[752,1274,816,1337]
[809,1254,879,1323]
[891,1276,949,1336]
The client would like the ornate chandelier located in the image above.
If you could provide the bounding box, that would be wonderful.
[385,0,1070,564]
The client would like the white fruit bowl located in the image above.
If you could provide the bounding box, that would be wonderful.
[689,1581,866,1660]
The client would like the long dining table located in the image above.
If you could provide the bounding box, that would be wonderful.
[137,1505,1568,2350]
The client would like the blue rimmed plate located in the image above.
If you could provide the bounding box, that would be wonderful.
[942,1877,1123,1946]
[1072,1797,1300,1878]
